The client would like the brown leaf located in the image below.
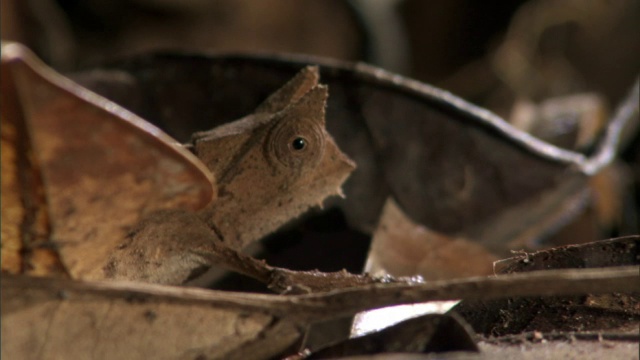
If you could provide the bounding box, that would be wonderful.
[453,236,640,336]
[0,107,25,273]
[366,198,496,280]
[1,275,303,360]
[1,43,64,277]
[493,236,640,274]
[1,42,216,280]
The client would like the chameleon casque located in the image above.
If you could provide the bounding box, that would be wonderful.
[1,42,355,285]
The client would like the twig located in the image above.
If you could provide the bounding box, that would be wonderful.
[583,77,640,174]
[291,266,640,321]
[5,266,639,323]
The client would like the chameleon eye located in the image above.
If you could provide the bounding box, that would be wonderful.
[291,137,306,150]
[266,118,325,169]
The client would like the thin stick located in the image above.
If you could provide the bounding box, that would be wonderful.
[5,266,639,323]
[294,266,640,321]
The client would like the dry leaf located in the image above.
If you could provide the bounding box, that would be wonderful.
[1,42,216,282]
[1,43,67,277]
[1,275,303,360]
[493,236,640,274]
[366,198,496,280]
[3,266,638,359]
[454,236,640,336]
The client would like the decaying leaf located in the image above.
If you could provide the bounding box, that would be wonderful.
[3,266,638,360]
[452,236,640,336]
[0,42,355,285]
[493,236,640,274]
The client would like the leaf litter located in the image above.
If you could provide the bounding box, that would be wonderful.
[1,26,639,360]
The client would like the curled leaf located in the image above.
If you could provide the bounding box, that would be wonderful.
[1,42,216,280]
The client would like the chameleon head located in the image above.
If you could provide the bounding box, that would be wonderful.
[191,67,356,250]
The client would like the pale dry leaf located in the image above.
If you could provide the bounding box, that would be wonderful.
[1,275,302,360]
[366,198,497,280]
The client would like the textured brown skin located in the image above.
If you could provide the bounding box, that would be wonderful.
[192,66,356,250]
[107,67,356,283]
